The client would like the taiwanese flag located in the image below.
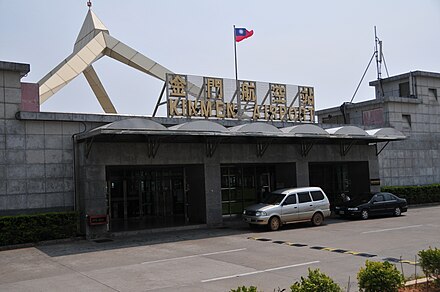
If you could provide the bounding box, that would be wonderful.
[235,28,254,42]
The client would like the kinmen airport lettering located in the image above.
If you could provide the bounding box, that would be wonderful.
[164,73,315,122]
[167,98,314,121]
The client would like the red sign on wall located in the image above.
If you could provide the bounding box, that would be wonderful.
[88,215,108,226]
[21,82,40,112]
[362,108,384,126]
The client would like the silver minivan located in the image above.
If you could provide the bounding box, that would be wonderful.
[242,187,331,231]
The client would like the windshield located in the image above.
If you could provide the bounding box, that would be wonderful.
[262,193,285,205]
[350,194,373,203]
[337,193,372,205]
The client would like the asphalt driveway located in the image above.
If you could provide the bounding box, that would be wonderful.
[1,205,439,291]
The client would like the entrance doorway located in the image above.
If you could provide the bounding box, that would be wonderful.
[221,165,276,216]
[309,162,370,205]
[107,166,189,231]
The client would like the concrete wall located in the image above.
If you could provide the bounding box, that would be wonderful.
[0,62,117,215]
[370,74,440,186]
[0,62,77,215]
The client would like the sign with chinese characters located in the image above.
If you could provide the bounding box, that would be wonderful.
[165,74,315,122]
[87,215,108,226]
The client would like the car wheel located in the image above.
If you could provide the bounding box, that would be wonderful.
[268,216,281,231]
[311,213,324,226]
[361,209,369,220]
[394,207,401,216]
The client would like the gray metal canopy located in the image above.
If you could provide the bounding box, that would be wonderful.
[98,118,167,130]
[325,126,369,136]
[281,124,329,136]
[76,118,406,158]
[228,122,281,134]
[77,118,405,143]
[168,120,228,132]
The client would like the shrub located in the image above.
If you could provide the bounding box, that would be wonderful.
[357,260,404,292]
[230,286,258,292]
[381,184,440,205]
[290,268,342,292]
[418,247,440,288]
[0,211,78,246]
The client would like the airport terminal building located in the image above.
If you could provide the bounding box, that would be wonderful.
[0,10,407,238]
[0,61,406,238]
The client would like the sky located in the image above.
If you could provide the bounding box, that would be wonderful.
[1,0,439,117]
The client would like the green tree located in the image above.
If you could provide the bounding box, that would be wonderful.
[290,268,342,292]
[357,260,404,292]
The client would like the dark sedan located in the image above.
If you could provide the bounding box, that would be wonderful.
[334,192,407,220]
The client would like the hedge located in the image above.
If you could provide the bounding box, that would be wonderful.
[0,211,78,246]
[418,247,440,288]
[357,260,404,292]
[291,268,343,292]
[381,184,440,205]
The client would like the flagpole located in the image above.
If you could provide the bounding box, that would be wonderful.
[233,25,241,118]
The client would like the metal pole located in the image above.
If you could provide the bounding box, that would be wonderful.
[375,26,381,80]
[374,26,385,97]
[233,25,241,118]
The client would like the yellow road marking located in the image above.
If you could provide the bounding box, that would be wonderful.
[400,260,418,265]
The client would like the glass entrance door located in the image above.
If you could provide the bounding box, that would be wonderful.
[221,165,276,216]
[107,167,186,231]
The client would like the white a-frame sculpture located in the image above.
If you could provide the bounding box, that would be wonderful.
[38,9,174,113]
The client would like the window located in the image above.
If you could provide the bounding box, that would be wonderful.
[402,114,412,129]
[383,193,395,201]
[311,190,325,201]
[399,82,410,97]
[298,192,312,203]
[374,194,385,202]
[428,88,438,101]
[283,195,297,205]
[262,193,285,205]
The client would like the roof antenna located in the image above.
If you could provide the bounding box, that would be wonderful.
[87,1,92,9]
[339,27,390,123]
[350,26,389,104]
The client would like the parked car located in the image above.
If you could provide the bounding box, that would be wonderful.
[242,187,331,231]
[334,192,407,220]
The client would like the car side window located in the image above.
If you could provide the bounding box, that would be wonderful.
[383,193,394,201]
[311,190,325,201]
[374,194,385,202]
[298,192,312,203]
[283,195,297,205]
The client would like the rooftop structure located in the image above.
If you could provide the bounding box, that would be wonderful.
[317,70,440,186]
[38,9,173,113]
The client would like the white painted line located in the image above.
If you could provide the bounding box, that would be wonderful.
[362,225,423,234]
[201,260,320,283]
[141,248,247,265]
